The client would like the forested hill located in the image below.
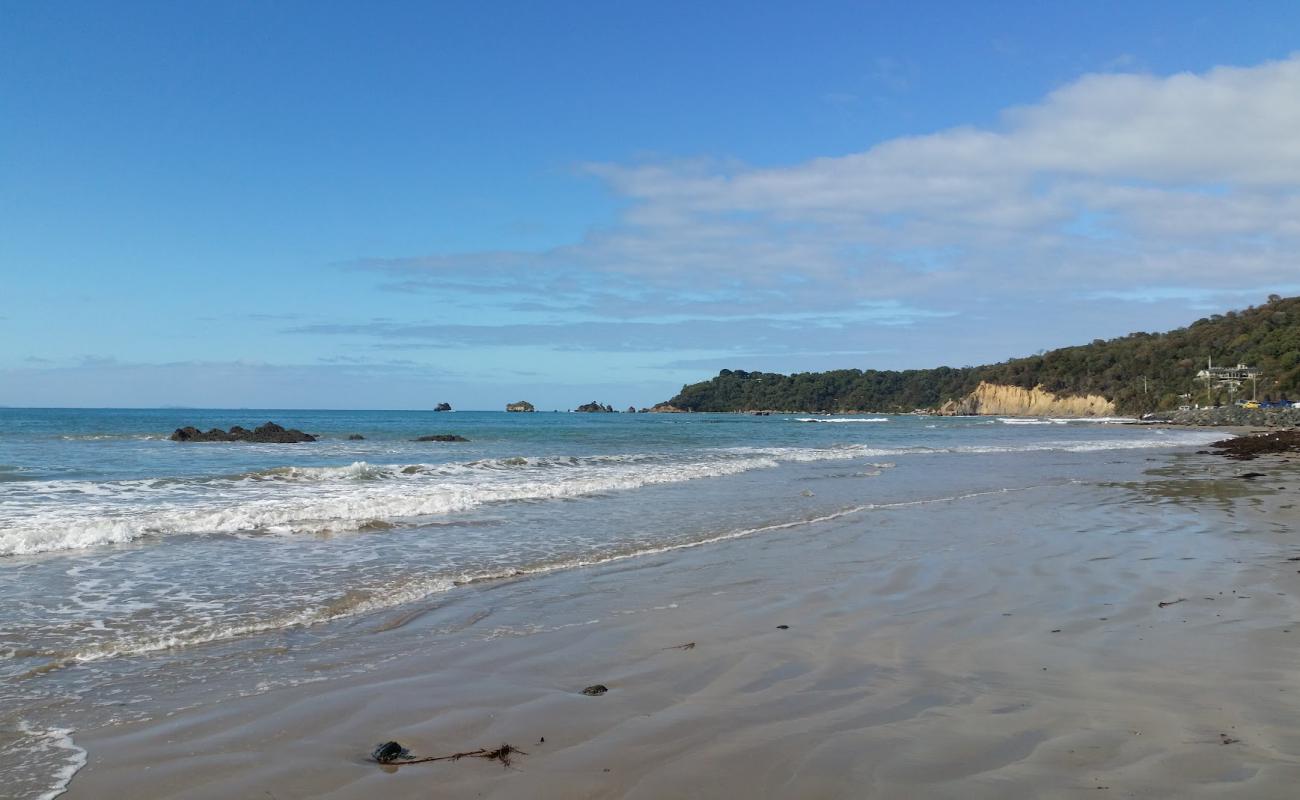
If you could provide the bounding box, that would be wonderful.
[664,295,1300,414]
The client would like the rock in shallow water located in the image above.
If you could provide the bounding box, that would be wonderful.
[169,422,316,443]
[413,434,469,442]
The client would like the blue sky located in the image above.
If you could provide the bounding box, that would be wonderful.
[3,1,1299,409]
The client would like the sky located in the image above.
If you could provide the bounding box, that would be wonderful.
[3,1,1300,409]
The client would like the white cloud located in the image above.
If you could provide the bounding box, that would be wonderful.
[353,55,1300,363]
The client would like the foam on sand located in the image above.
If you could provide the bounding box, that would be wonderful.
[0,723,87,800]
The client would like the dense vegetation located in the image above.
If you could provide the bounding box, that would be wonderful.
[665,295,1300,414]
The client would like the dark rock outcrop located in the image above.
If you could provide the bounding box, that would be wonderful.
[413,434,469,442]
[506,401,535,412]
[575,401,615,413]
[434,402,452,412]
[626,406,636,414]
[170,422,317,443]
[347,434,365,440]
[1208,429,1300,460]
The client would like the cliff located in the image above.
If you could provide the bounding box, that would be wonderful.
[938,382,1115,417]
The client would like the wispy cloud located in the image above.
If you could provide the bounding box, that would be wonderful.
[285,311,944,353]
[348,56,1299,331]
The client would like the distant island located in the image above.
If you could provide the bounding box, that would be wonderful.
[660,295,1300,416]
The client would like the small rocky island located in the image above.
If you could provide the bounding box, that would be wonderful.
[170,422,317,443]
[506,401,535,412]
[413,434,469,442]
[434,402,452,412]
[575,401,616,412]
[649,403,687,413]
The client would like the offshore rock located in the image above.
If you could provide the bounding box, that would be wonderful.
[413,434,469,442]
[937,382,1115,417]
[649,403,688,413]
[434,402,452,411]
[575,401,615,413]
[170,422,317,443]
[506,401,535,412]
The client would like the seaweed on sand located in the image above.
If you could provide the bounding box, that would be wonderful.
[372,741,527,768]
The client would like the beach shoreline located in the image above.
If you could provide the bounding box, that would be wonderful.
[54,442,1300,799]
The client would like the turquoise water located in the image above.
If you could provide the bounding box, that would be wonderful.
[0,408,1222,797]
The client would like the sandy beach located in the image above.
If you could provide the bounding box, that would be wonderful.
[53,443,1300,800]
[8,8,1300,798]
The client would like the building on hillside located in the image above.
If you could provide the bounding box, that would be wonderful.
[1196,358,1261,402]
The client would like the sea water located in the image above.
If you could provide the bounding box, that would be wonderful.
[0,408,1223,797]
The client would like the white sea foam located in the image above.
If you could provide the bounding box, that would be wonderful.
[1051,417,1138,424]
[794,417,890,423]
[0,448,865,556]
[999,417,1138,425]
[58,433,165,441]
[8,723,86,800]
[0,432,1221,558]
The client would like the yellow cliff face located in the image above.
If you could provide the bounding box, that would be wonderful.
[938,382,1116,417]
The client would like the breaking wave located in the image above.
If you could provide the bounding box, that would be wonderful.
[998,417,1138,425]
[0,447,869,556]
[794,417,890,423]
[0,432,1220,558]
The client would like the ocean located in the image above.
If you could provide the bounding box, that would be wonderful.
[0,408,1225,798]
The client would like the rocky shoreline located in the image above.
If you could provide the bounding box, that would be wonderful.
[1205,429,1300,460]
[1153,406,1300,427]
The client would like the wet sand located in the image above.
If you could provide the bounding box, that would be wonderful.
[62,449,1300,799]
